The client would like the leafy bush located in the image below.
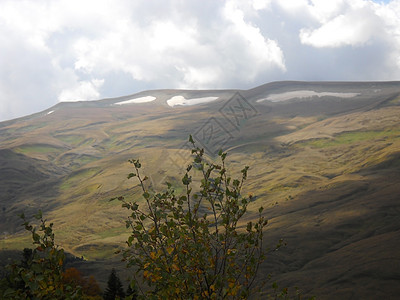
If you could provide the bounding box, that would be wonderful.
[0,211,81,299]
[116,137,279,299]
[63,267,102,299]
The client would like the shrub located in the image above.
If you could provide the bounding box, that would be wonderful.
[115,136,279,299]
[63,267,102,299]
[0,211,81,299]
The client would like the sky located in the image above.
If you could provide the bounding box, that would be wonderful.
[0,0,400,122]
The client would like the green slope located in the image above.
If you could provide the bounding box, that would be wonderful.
[1,81,400,297]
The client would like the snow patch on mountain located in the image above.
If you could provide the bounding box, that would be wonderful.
[114,96,156,105]
[257,91,360,102]
[167,96,219,107]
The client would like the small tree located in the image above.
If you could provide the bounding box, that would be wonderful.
[104,268,125,300]
[63,267,102,299]
[84,275,102,298]
[115,136,277,299]
[0,211,81,299]
[63,267,86,289]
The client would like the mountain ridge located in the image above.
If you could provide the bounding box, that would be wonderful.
[3,80,400,126]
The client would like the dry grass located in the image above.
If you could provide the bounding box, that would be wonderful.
[1,82,400,298]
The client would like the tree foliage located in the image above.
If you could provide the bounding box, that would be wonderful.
[116,137,278,299]
[104,268,125,300]
[0,211,81,299]
[63,267,102,299]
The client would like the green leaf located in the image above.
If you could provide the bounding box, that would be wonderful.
[34,210,42,220]
[182,173,191,185]
[134,160,141,168]
[221,152,227,160]
[32,232,40,242]
[189,134,194,144]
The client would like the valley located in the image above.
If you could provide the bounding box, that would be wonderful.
[1,81,400,298]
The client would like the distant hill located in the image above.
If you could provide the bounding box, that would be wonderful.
[1,81,400,298]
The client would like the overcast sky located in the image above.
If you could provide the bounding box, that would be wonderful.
[0,0,399,121]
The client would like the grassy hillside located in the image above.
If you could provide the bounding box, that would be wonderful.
[1,81,400,297]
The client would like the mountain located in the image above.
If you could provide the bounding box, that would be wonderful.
[1,81,400,298]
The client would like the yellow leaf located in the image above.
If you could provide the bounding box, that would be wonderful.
[167,247,174,255]
[151,274,162,282]
[150,251,157,260]
[227,248,237,255]
[172,264,180,271]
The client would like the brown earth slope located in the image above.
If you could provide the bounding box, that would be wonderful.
[0,81,399,298]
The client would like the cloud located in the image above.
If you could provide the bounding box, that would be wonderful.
[222,1,286,71]
[299,2,383,47]
[58,79,104,102]
[295,0,400,75]
[69,0,286,89]
[0,0,399,121]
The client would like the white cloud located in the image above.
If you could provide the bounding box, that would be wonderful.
[294,0,400,73]
[299,2,383,47]
[252,0,272,10]
[375,1,400,69]
[223,1,286,72]
[68,0,287,90]
[300,11,379,47]
[58,79,104,102]
[275,0,311,14]
[307,0,347,23]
